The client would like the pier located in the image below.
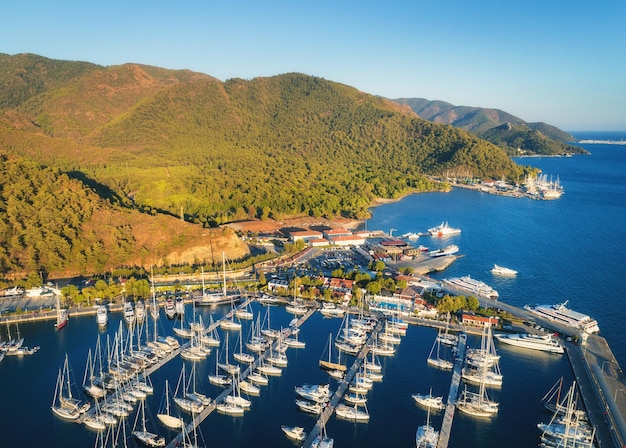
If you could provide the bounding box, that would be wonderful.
[436,333,466,448]
[302,317,385,447]
[165,306,318,447]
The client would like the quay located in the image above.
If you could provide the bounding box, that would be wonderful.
[302,317,385,447]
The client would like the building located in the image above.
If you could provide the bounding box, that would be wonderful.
[461,313,499,329]
[289,230,323,243]
[328,235,366,247]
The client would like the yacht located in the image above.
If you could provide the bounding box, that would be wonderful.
[491,264,518,276]
[335,403,370,422]
[523,301,599,334]
[442,275,499,299]
[428,221,461,237]
[123,301,135,325]
[494,332,564,354]
[295,384,331,403]
[281,425,306,442]
[96,304,108,327]
[295,399,323,415]
[426,244,460,258]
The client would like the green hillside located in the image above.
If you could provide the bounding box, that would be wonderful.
[481,123,588,156]
[0,53,530,279]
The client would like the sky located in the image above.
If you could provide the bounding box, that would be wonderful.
[2,0,625,131]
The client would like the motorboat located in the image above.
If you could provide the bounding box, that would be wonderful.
[96,304,108,327]
[281,425,306,442]
[494,332,564,354]
[491,264,518,276]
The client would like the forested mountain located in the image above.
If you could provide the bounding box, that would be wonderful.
[393,97,585,156]
[0,53,528,279]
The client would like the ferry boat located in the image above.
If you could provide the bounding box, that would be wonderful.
[491,264,518,276]
[523,301,600,334]
[442,276,499,299]
[426,244,459,258]
[494,332,564,354]
[428,221,461,237]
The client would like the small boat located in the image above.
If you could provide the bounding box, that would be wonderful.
[96,304,108,327]
[54,295,69,330]
[239,380,260,395]
[157,380,184,429]
[175,296,185,315]
[164,297,176,318]
[123,301,135,325]
[281,425,306,442]
[133,399,166,447]
[135,299,146,322]
[412,389,446,411]
[295,399,323,415]
[491,264,518,276]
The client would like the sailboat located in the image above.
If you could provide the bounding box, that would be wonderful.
[427,331,453,370]
[133,397,165,447]
[260,305,280,339]
[246,315,268,353]
[412,387,446,411]
[232,327,255,364]
[284,318,306,348]
[335,402,370,422]
[461,327,503,388]
[149,270,160,320]
[196,253,232,306]
[54,294,68,330]
[83,347,106,399]
[224,372,252,408]
[235,297,254,320]
[415,408,440,448]
[173,364,205,414]
[217,333,240,375]
[319,333,346,373]
[51,354,90,420]
[208,347,232,387]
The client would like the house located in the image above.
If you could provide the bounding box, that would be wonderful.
[461,313,499,328]
[267,279,289,292]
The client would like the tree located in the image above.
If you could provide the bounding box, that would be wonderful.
[467,295,480,311]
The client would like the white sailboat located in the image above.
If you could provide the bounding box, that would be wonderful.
[427,331,453,370]
[335,403,370,422]
[412,388,445,411]
[232,327,255,364]
[133,397,165,447]
[51,354,89,420]
[415,408,440,448]
[217,333,240,375]
[157,379,184,429]
[208,347,232,386]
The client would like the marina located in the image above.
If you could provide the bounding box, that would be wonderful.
[1,140,626,447]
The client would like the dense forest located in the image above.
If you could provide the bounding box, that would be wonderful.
[0,53,531,280]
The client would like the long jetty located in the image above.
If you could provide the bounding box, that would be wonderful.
[436,333,466,448]
[301,316,385,448]
[165,306,318,447]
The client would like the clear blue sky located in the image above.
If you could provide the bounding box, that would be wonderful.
[3,0,625,131]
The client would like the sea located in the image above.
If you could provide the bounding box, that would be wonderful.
[1,131,624,448]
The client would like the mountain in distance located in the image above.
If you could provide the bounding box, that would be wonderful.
[0,53,529,279]
[393,97,587,156]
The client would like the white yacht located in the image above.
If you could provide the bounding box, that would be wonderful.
[491,264,518,276]
[281,425,306,442]
[524,301,599,334]
[335,403,370,422]
[442,275,499,299]
[96,304,108,327]
[494,332,564,354]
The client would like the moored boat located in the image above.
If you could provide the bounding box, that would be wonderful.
[523,301,599,334]
[494,332,564,354]
[428,221,461,237]
[281,425,306,442]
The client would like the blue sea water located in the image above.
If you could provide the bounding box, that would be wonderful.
[1,133,624,447]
